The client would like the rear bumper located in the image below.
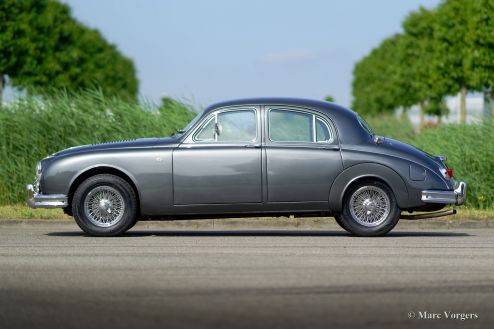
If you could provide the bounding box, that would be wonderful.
[26,184,68,208]
[421,181,467,206]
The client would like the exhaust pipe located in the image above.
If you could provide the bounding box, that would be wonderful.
[400,209,457,220]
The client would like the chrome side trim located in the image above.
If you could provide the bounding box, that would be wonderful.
[26,184,68,208]
[421,181,467,206]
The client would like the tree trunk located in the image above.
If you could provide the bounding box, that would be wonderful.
[0,73,3,105]
[401,106,409,121]
[459,84,467,124]
[483,85,493,124]
[491,95,494,126]
[419,102,425,130]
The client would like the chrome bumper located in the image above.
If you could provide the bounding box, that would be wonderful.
[26,184,68,208]
[421,181,467,206]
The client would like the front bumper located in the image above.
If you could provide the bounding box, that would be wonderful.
[421,181,467,206]
[26,184,68,208]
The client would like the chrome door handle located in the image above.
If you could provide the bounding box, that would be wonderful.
[244,144,261,148]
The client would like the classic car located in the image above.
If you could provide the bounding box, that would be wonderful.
[27,98,466,236]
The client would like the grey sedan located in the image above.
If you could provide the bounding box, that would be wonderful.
[27,98,466,236]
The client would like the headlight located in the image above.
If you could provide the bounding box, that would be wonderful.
[34,161,42,194]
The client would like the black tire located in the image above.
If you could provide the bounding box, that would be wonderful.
[72,174,138,236]
[338,180,400,237]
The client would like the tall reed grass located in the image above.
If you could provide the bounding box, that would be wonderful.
[411,124,494,209]
[364,113,416,143]
[0,90,196,204]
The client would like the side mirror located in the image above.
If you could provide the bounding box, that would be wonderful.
[214,123,222,136]
[373,135,384,144]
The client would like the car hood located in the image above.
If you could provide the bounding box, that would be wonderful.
[52,137,179,157]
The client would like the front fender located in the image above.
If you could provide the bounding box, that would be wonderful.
[329,163,409,212]
[40,148,174,215]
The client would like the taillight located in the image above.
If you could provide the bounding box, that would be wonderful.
[446,168,453,178]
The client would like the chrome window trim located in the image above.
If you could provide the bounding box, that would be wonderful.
[192,108,259,144]
[315,117,334,143]
[193,116,216,142]
[267,108,336,144]
[312,115,317,142]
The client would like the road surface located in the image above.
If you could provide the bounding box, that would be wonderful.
[0,221,493,329]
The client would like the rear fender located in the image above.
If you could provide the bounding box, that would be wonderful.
[329,163,409,212]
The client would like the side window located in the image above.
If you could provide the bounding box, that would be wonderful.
[269,110,313,142]
[195,117,216,141]
[316,118,333,142]
[194,109,257,142]
[269,109,335,143]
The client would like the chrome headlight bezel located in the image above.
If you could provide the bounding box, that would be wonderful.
[36,161,42,176]
[34,161,42,194]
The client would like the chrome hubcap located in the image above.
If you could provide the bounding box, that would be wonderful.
[84,186,125,227]
[349,186,390,227]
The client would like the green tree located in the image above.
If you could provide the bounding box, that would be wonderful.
[0,0,138,100]
[467,0,494,122]
[401,7,452,126]
[352,2,485,125]
[324,95,335,102]
[352,7,444,119]
[352,34,407,115]
[433,0,476,123]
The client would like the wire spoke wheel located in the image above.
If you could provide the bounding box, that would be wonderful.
[349,185,390,227]
[83,186,125,227]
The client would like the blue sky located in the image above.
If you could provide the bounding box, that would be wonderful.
[66,0,440,108]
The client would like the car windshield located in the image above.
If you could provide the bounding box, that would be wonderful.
[173,112,202,137]
[356,114,375,136]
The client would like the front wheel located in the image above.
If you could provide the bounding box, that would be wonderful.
[337,181,400,236]
[72,174,138,236]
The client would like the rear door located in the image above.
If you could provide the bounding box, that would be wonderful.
[264,107,343,203]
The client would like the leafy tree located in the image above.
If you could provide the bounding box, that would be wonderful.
[352,1,484,124]
[352,34,406,115]
[0,0,138,100]
[433,0,476,123]
[400,7,451,126]
[324,95,335,102]
[467,0,494,122]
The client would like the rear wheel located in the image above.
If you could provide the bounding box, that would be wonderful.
[72,174,138,236]
[338,180,400,236]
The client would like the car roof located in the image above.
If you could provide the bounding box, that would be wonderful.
[204,97,354,118]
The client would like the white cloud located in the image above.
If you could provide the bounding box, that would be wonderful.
[258,49,319,65]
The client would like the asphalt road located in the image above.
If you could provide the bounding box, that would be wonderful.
[1,221,493,329]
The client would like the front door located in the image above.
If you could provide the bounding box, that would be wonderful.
[173,107,262,205]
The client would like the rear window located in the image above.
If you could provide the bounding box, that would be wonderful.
[356,114,375,136]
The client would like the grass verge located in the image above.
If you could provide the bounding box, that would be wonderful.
[0,204,70,220]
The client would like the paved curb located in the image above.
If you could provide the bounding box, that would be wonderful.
[0,217,492,230]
